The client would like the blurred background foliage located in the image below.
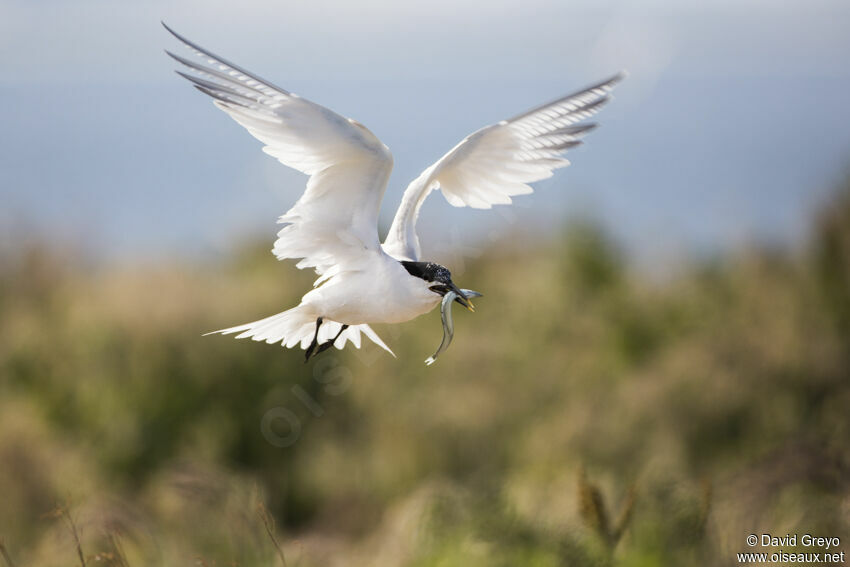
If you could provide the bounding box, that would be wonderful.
[1,179,849,566]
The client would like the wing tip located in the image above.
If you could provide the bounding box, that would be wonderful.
[591,71,627,93]
[609,70,628,85]
[161,20,180,40]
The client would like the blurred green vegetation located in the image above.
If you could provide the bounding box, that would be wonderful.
[1,180,849,566]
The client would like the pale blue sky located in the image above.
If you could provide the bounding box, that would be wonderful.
[2,0,850,266]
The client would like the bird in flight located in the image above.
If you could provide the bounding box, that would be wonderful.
[164,23,623,363]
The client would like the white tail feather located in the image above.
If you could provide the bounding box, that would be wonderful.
[205,305,395,356]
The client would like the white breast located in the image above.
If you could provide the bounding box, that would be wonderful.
[300,253,440,325]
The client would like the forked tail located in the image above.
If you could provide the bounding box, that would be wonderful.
[205,304,395,356]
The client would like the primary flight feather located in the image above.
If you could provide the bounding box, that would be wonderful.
[163,22,623,363]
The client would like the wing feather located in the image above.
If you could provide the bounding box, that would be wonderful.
[165,23,393,276]
[382,72,622,261]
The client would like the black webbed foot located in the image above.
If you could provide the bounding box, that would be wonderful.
[304,317,324,363]
[305,321,349,362]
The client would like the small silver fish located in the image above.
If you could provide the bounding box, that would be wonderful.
[425,289,483,365]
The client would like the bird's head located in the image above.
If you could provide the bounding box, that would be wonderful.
[400,261,475,311]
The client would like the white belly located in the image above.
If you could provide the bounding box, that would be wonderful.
[300,254,440,325]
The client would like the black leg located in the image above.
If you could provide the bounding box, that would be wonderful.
[304,317,324,363]
[314,324,349,357]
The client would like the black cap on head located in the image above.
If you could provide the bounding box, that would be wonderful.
[400,260,474,310]
[400,261,452,284]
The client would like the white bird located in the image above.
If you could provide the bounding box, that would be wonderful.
[164,23,623,363]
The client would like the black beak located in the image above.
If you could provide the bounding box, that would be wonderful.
[449,283,474,312]
[429,282,476,311]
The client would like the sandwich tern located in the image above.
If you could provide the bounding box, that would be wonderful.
[164,23,623,363]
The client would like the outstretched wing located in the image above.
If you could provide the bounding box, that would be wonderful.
[164,23,393,277]
[382,73,624,261]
